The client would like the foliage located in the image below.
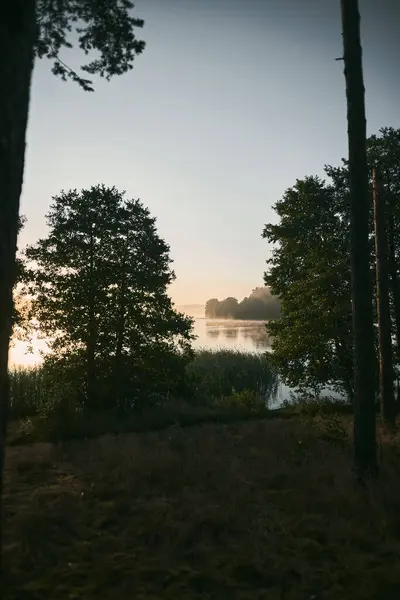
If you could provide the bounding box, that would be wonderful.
[8,348,278,423]
[263,174,355,398]
[185,349,278,406]
[22,185,194,411]
[262,127,400,398]
[280,393,354,416]
[35,0,145,91]
[205,287,281,320]
[9,367,47,419]
[214,388,266,413]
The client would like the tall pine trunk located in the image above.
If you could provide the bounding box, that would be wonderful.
[340,0,377,476]
[387,190,400,359]
[373,166,396,427]
[0,0,36,573]
[386,185,400,413]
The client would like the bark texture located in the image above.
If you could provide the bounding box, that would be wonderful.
[373,167,396,427]
[340,0,378,476]
[0,0,37,573]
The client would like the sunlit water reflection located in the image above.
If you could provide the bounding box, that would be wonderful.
[193,318,271,353]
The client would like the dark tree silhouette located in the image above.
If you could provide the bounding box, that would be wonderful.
[263,128,400,402]
[23,186,194,411]
[205,298,220,319]
[0,0,144,570]
[263,175,354,398]
[368,128,400,368]
[205,288,281,321]
[373,167,396,427]
[340,0,377,476]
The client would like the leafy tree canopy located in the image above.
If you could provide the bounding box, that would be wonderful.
[22,185,194,409]
[262,127,400,399]
[35,0,145,91]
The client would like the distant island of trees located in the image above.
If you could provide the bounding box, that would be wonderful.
[205,287,281,321]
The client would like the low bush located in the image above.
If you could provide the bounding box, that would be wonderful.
[214,388,267,414]
[280,392,353,416]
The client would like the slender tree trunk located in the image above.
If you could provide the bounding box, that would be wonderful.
[340,0,378,476]
[115,288,126,367]
[387,189,400,360]
[114,259,127,408]
[86,227,97,410]
[373,166,396,427]
[387,191,400,413]
[0,0,36,575]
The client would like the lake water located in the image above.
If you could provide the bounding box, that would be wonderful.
[192,318,271,353]
[192,318,292,405]
[9,317,292,404]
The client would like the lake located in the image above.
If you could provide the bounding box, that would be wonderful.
[192,318,292,405]
[9,317,292,404]
[192,318,271,353]
[191,318,346,406]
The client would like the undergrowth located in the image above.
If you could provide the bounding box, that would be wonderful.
[4,417,400,599]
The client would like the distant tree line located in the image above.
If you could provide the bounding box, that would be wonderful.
[205,287,281,320]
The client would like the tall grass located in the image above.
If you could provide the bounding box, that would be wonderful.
[8,349,279,443]
[186,348,278,406]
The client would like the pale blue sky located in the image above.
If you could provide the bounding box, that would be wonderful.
[20,0,400,305]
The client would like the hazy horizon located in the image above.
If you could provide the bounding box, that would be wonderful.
[19,0,400,305]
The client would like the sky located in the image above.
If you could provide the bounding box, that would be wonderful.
[19,0,400,306]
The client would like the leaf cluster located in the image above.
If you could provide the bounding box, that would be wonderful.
[36,0,145,90]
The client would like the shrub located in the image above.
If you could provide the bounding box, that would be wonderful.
[281,392,352,416]
[9,366,48,418]
[215,389,266,414]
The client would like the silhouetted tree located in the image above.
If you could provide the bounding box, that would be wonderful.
[263,128,400,406]
[23,186,194,411]
[205,288,281,320]
[0,1,145,563]
[373,167,396,426]
[205,298,220,319]
[368,128,400,365]
[216,297,239,319]
[341,0,377,476]
[263,175,355,398]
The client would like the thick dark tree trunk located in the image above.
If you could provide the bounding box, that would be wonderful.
[373,167,396,427]
[0,0,36,574]
[340,0,378,476]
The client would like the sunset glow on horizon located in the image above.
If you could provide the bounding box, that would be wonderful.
[9,336,48,369]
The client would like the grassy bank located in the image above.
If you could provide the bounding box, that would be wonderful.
[7,349,279,444]
[185,348,278,405]
[4,415,400,599]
